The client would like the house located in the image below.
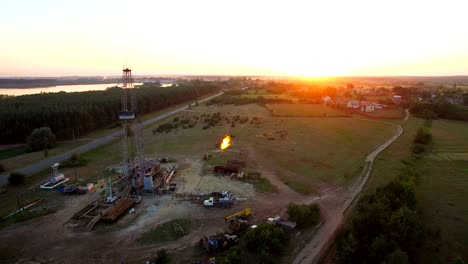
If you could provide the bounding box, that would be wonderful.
[360,101,375,112]
[322,96,332,104]
[347,100,360,109]
[392,95,402,104]
[373,103,387,109]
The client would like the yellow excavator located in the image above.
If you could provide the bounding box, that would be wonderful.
[224,208,252,232]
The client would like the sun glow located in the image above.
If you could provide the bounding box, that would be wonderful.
[0,0,467,77]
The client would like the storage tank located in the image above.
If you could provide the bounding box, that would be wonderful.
[50,173,65,184]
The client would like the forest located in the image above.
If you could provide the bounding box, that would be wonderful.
[0,80,221,144]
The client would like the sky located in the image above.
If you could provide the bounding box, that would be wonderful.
[1,0,467,77]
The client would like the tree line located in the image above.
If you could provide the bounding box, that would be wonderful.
[410,100,468,121]
[0,80,220,144]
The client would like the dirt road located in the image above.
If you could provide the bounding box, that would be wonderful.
[0,92,223,186]
[291,110,409,264]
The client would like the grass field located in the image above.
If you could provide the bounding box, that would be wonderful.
[360,109,404,118]
[54,102,396,195]
[0,146,27,160]
[416,120,468,263]
[0,141,96,173]
[241,118,396,192]
[192,104,271,117]
[366,117,424,191]
[266,104,349,117]
[240,93,297,101]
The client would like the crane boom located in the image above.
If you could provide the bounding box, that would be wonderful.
[224,207,251,222]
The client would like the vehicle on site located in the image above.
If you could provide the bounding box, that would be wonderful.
[224,207,251,221]
[203,197,234,207]
[200,233,238,253]
[203,153,212,160]
[58,183,94,195]
[267,215,297,230]
[224,207,252,232]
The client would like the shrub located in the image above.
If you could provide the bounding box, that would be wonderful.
[414,127,432,145]
[218,246,245,264]
[60,152,88,168]
[412,143,425,154]
[8,172,25,186]
[154,249,170,264]
[421,109,437,120]
[246,224,288,256]
[26,127,56,152]
[386,249,409,264]
[287,203,321,227]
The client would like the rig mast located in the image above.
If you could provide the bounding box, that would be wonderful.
[119,67,146,187]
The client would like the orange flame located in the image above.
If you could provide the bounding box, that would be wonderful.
[220,135,232,150]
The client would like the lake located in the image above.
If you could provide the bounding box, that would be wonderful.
[0,83,143,96]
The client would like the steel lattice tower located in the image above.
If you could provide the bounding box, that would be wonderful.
[119,68,146,187]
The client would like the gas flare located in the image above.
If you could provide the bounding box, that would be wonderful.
[220,135,232,150]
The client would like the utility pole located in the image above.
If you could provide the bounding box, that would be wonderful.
[16,194,21,210]
[72,129,76,145]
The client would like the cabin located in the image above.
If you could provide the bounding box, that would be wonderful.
[360,101,375,112]
[321,96,332,104]
[347,100,360,109]
[392,95,402,104]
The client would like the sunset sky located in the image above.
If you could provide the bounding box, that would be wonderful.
[1,0,467,77]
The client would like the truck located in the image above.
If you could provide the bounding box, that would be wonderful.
[58,183,94,195]
[267,216,297,230]
[204,197,234,208]
[224,207,251,222]
[224,208,252,232]
[200,233,238,253]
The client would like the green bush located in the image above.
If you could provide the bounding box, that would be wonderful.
[411,143,425,154]
[246,224,288,257]
[8,172,25,186]
[414,127,432,145]
[421,109,437,120]
[26,127,56,151]
[287,203,320,227]
[218,246,245,264]
[155,249,170,264]
[60,152,88,168]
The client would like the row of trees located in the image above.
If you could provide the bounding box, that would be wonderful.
[410,100,468,121]
[207,94,293,106]
[0,80,220,143]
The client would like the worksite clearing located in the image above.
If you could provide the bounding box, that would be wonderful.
[0,96,399,263]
